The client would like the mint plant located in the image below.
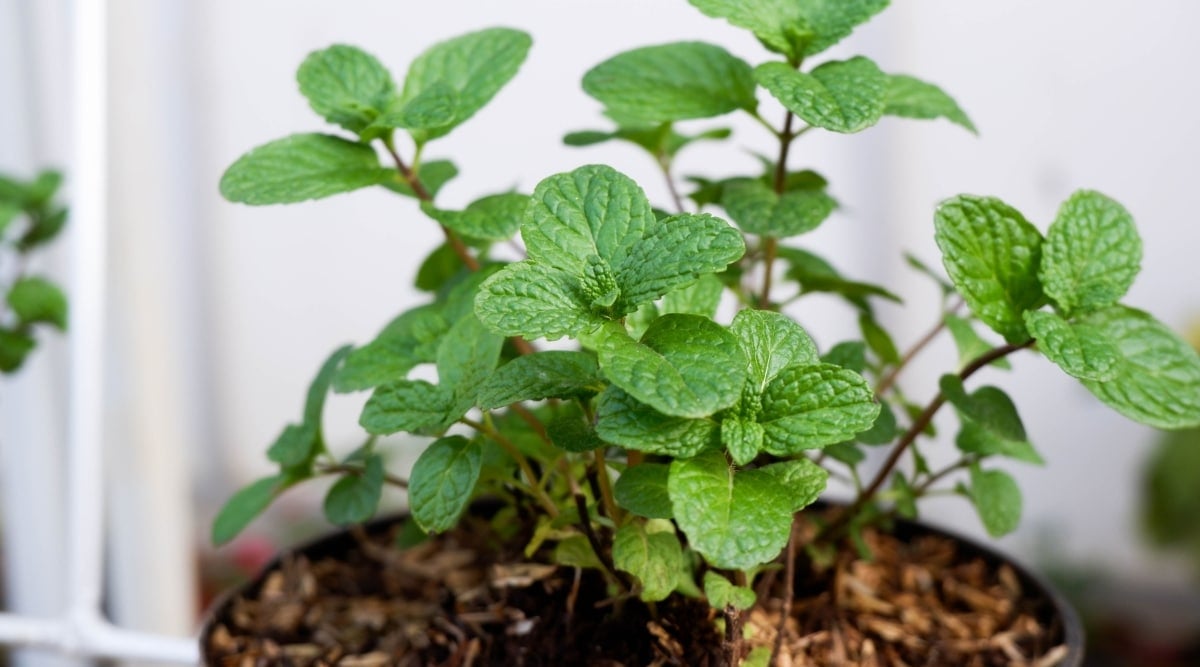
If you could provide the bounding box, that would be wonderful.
[213,0,1200,661]
[0,169,68,375]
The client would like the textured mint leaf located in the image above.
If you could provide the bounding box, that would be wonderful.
[730,309,818,393]
[0,328,36,373]
[436,312,503,399]
[613,520,685,602]
[382,160,459,199]
[884,74,976,133]
[595,387,719,457]
[856,401,898,445]
[582,42,756,123]
[756,58,887,134]
[1040,190,1141,316]
[720,178,836,238]
[220,134,393,205]
[760,364,879,454]
[360,380,456,435]
[968,465,1022,537]
[1024,310,1118,381]
[477,351,603,409]
[821,341,866,373]
[522,165,653,276]
[759,458,828,510]
[957,419,1044,465]
[475,261,603,340]
[372,82,458,131]
[334,305,447,393]
[614,463,674,519]
[408,436,483,533]
[934,195,1045,343]
[670,450,794,570]
[777,246,900,308]
[703,571,756,611]
[598,316,747,418]
[688,0,888,60]
[212,474,291,545]
[1078,307,1200,429]
[615,213,744,311]
[939,376,1043,465]
[297,45,397,134]
[546,412,604,453]
[423,192,528,242]
[661,274,725,318]
[722,417,765,465]
[791,0,890,57]
[323,453,385,525]
[944,314,1011,371]
[7,276,67,330]
[400,28,531,141]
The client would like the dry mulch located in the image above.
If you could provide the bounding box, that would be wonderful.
[204,511,1070,666]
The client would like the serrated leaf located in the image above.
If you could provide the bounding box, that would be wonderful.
[1078,307,1200,429]
[614,463,674,519]
[212,474,291,545]
[722,417,764,465]
[360,380,456,435]
[582,42,756,123]
[670,450,794,570]
[703,571,756,610]
[382,159,459,199]
[856,401,898,445]
[957,419,1044,465]
[616,213,744,311]
[821,341,866,373]
[546,412,604,453]
[760,364,879,454]
[436,312,503,398]
[596,387,719,457]
[477,351,603,409]
[729,309,818,393]
[323,454,385,525]
[475,261,604,340]
[756,58,887,134]
[372,82,458,131]
[7,276,67,330]
[1040,190,1141,316]
[759,458,828,510]
[220,133,393,205]
[613,521,685,602]
[778,246,900,308]
[0,328,36,374]
[940,376,1043,464]
[408,436,483,533]
[791,0,890,57]
[934,195,1045,343]
[945,314,1011,371]
[968,465,1022,537]
[334,305,448,393]
[720,178,836,238]
[688,0,887,60]
[424,192,528,242]
[598,316,747,418]
[1024,310,1118,381]
[297,44,397,135]
[884,74,976,133]
[660,273,725,318]
[400,28,532,141]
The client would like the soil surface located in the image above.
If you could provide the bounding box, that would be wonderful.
[204,511,1070,666]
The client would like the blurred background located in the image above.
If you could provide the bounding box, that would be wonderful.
[1,1,1198,665]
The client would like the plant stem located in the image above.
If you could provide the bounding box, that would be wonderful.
[657,155,686,214]
[317,463,409,490]
[461,417,559,518]
[572,492,630,591]
[592,447,621,524]
[771,518,799,664]
[759,110,797,308]
[816,339,1035,544]
[874,298,964,397]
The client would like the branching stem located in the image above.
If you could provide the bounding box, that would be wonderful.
[874,299,964,396]
[317,463,409,490]
[461,417,559,517]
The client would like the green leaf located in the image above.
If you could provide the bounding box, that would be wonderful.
[778,246,900,308]
[688,0,888,60]
[0,328,36,374]
[730,307,819,395]
[305,345,352,427]
[546,412,604,453]
[1024,310,1118,381]
[856,401,898,445]
[883,74,976,133]
[582,42,756,123]
[703,571,756,611]
[372,82,458,131]
[598,316,747,418]
[265,423,317,469]
[660,273,725,318]
[423,192,528,242]
[18,206,68,252]
[1143,426,1200,549]
[595,387,719,457]
[476,261,604,341]
[791,0,890,57]
[296,45,397,135]
[759,458,828,510]
[613,520,686,602]
[722,417,765,465]
[323,454,386,525]
[615,213,745,312]
[408,436,483,533]
[968,465,1022,537]
[824,442,865,465]
[0,202,21,237]
[436,312,503,399]
[220,133,393,205]
[944,314,1011,371]
[1078,307,1200,429]
[334,305,448,393]
[400,28,532,141]
[821,341,866,373]
[756,58,887,134]
[7,276,67,330]
[934,195,1045,343]
[360,380,456,435]
[859,314,900,365]
[760,364,880,454]
[382,159,459,199]
[614,463,674,519]
[553,534,604,570]
[940,376,1043,465]
[1040,190,1141,316]
[669,449,795,570]
[212,474,291,545]
[957,419,1044,465]
[476,351,603,409]
[720,179,836,239]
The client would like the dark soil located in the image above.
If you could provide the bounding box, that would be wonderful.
[203,511,1070,667]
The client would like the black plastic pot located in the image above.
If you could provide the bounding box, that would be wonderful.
[201,506,1084,666]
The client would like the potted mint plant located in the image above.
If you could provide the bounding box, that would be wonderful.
[203,1,1200,665]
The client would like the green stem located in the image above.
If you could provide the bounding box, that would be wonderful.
[593,447,621,524]
[461,416,560,518]
[317,463,409,490]
[658,154,687,215]
[759,110,797,309]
